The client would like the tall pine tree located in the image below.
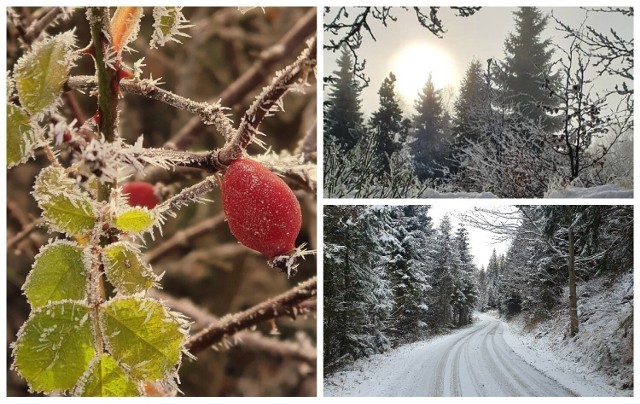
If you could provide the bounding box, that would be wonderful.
[325,46,365,149]
[452,59,489,148]
[369,72,409,173]
[451,227,478,326]
[500,7,560,132]
[411,74,448,180]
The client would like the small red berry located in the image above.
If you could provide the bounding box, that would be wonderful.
[222,158,301,259]
[122,182,159,209]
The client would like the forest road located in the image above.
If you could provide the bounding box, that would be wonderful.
[369,314,577,396]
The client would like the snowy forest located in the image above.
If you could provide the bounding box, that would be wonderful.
[323,204,633,379]
[324,7,633,198]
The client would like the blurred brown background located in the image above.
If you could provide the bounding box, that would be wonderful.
[6,6,317,396]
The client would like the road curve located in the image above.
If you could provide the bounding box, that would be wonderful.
[331,315,577,397]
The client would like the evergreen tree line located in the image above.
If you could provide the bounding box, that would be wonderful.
[324,7,633,198]
[475,205,632,336]
[324,206,478,370]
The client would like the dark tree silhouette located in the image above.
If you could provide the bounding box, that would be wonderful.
[325,46,365,150]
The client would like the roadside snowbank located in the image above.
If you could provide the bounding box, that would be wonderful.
[545,183,633,198]
[502,269,633,396]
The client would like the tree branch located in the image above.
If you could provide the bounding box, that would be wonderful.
[150,289,316,364]
[24,7,65,45]
[145,212,225,264]
[186,276,317,355]
[216,36,317,165]
[7,218,44,250]
[168,7,317,151]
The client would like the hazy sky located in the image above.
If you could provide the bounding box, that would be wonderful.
[429,204,510,270]
[324,7,633,116]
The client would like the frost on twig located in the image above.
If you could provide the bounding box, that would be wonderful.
[217,35,317,165]
[156,176,218,218]
[186,276,317,355]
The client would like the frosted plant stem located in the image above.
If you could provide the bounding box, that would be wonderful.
[217,36,317,165]
[167,7,317,151]
[186,276,317,355]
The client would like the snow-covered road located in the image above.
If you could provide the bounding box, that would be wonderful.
[325,314,577,396]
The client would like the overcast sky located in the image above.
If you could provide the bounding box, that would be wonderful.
[429,205,511,270]
[324,7,633,116]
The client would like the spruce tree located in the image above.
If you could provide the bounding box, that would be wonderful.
[369,72,408,173]
[452,59,489,147]
[411,74,448,180]
[429,215,457,330]
[500,7,560,132]
[324,206,393,365]
[325,46,365,149]
[451,227,478,325]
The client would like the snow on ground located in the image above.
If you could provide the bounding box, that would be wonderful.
[545,183,633,198]
[324,314,599,396]
[502,269,633,397]
[418,189,498,198]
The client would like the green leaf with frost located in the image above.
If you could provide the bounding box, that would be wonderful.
[12,302,95,393]
[24,240,86,308]
[76,354,140,397]
[115,208,153,234]
[33,166,96,236]
[101,297,188,380]
[14,31,76,115]
[7,103,39,168]
[150,7,192,49]
[102,242,156,295]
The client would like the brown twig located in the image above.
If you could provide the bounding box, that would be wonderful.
[186,276,317,355]
[215,35,317,166]
[149,289,316,364]
[168,8,317,151]
[24,7,65,46]
[67,75,235,142]
[7,218,44,249]
[145,212,225,264]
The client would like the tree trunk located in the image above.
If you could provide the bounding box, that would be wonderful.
[568,227,579,336]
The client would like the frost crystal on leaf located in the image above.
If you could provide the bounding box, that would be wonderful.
[32,166,96,236]
[100,297,190,381]
[149,7,194,49]
[12,301,95,394]
[7,103,42,168]
[110,7,144,54]
[13,30,78,117]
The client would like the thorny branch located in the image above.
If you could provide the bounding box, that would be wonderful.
[168,7,317,151]
[216,36,317,166]
[87,7,118,144]
[150,289,316,364]
[69,34,317,173]
[186,276,317,355]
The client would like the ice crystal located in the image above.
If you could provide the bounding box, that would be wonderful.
[149,7,194,49]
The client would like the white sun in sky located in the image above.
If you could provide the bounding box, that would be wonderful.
[390,42,453,101]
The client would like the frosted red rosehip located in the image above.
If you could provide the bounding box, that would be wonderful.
[221,158,302,259]
[122,181,159,209]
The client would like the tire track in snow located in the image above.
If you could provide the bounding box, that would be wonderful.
[493,322,576,397]
[480,322,522,396]
[429,324,481,396]
[461,320,490,396]
[486,322,541,396]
